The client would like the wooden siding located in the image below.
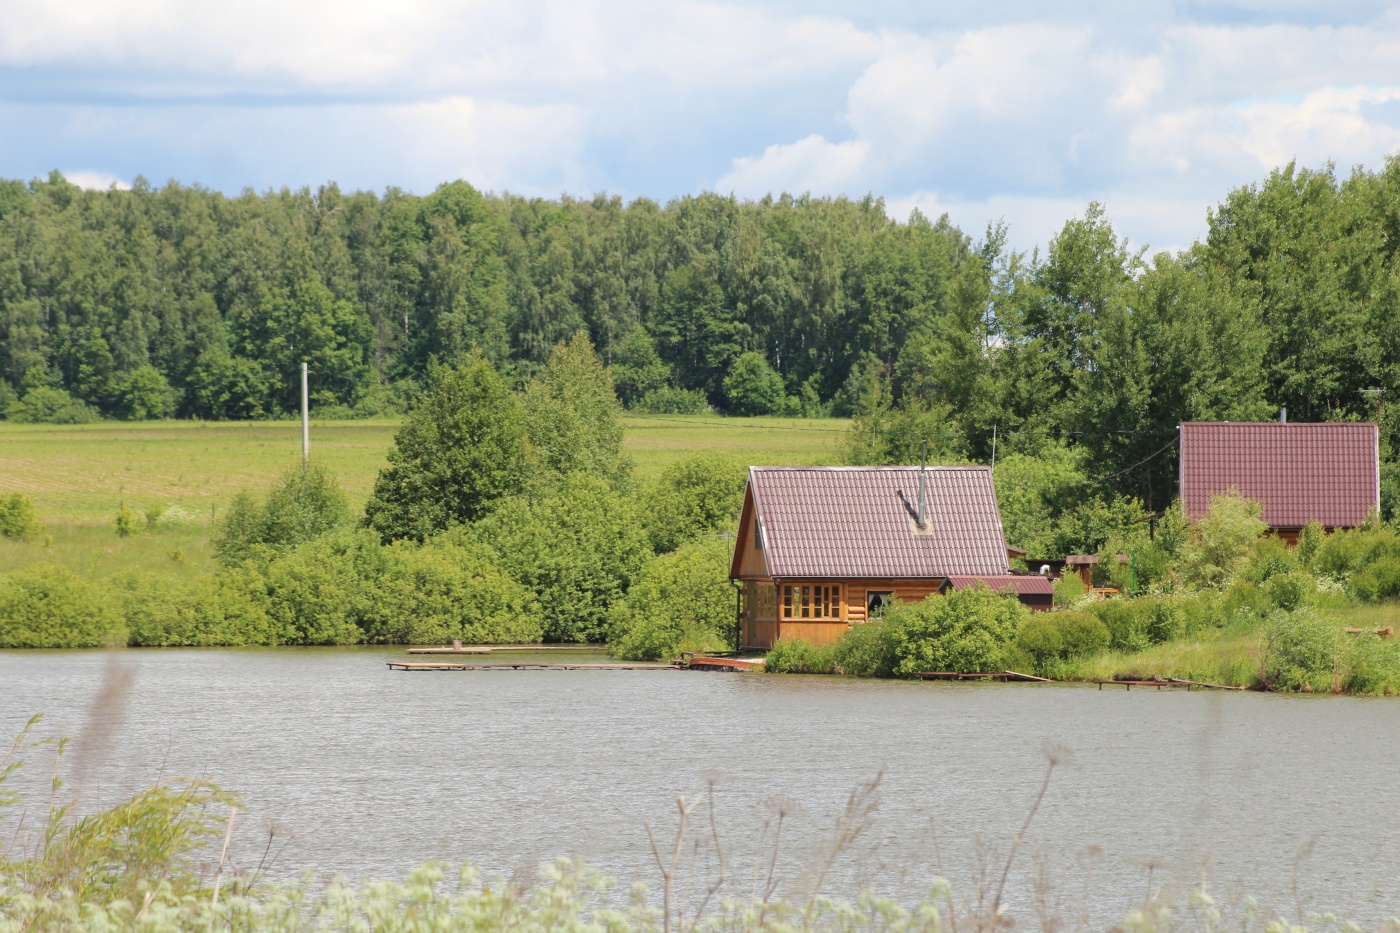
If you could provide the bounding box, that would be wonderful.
[742,577,945,648]
[844,580,944,623]
[732,488,770,579]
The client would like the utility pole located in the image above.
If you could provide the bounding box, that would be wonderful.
[301,362,310,473]
[991,425,998,470]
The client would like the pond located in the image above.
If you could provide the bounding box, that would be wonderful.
[3,647,1397,924]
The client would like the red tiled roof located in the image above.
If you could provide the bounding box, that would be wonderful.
[946,574,1055,596]
[1179,422,1379,528]
[748,466,1010,578]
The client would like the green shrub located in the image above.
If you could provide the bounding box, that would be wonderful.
[832,617,902,677]
[889,585,1028,676]
[365,539,541,645]
[723,352,788,416]
[263,534,373,645]
[1314,526,1400,580]
[1052,571,1086,608]
[215,464,349,565]
[1296,520,1325,569]
[1240,535,1298,584]
[1182,491,1267,587]
[120,569,278,647]
[1089,599,1147,651]
[635,386,710,414]
[1261,609,1338,692]
[472,474,651,643]
[0,563,125,647]
[1262,570,1316,611]
[764,636,839,674]
[1341,631,1400,695]
[608,537,734,661]
[1350,556,1400,603]
[0,493,42,540]
[112,365,176,420]
[113,507,139,537]
[6,386,99,424]
[640,453,746,554]
[1016,610,1111,672]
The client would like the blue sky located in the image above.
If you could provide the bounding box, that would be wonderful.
[2,0,1399,254]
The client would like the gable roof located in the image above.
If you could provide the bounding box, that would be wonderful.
[733,466,1010,579]
[1179,422,1379,528]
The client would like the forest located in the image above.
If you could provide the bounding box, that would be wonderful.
[3,159,1400,518]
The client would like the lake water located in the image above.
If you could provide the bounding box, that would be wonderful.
[2,647,1398,925]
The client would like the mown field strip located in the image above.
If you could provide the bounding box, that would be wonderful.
[0,415,848,525]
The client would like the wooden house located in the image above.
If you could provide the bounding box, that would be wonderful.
[728,465,1053,649]
[1179,422,1380,543]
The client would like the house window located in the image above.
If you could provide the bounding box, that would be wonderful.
[754,520,764,551]
[867,591,893,619]
[781,584,841,620]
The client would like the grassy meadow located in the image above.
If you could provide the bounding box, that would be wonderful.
[0,414,848,578]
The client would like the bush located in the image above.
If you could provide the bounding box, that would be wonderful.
[1088,597,1183,651]
[0,493,42,540]
[831,617,902,677]
[1349,556,1400,603]
[635,386,710,414]
[1016,610,1110,672]
[119,570,278,647]
[6,386,99,424]
[111,365,176,420]
[889,585,1028,676]
[723,352,788,416]
[640,453,746,554]
[1341,631,1400,695]
[1260,608,1338,692]
[1262,570,1316,611]
[263,533,374,645]
[764,636,839,674]
[608,537,734,661]
[0,563,125,647]
[364,538,541,645]
[471,475,652,643]
[114,506,140,537]
[1052,571,1086,608]
[215,464,349,565]
[1182,491,1267,586]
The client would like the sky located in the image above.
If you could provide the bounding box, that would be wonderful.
[2,0,1399,254]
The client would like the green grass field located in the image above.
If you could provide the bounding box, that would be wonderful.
[0,414,849,577]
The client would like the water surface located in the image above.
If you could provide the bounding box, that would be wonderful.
[2,648,1396,923]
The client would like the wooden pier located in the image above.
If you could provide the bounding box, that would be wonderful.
[388,653,767,673]
[1092,677,1243,691]
[915,670,1053,683]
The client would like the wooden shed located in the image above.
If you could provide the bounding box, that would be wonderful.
[728,465,1054,649]
[1179,421,1380,543]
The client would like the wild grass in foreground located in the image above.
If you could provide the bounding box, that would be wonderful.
[3,714,1396,933]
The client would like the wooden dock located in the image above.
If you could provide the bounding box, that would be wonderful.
[387,661,679,672]
[686,656,765,672]
[1091,677,1243,691]
[915,670,1053,683]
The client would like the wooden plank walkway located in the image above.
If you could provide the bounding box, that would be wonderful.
[387,661,678,672]
[915,670,1053,683]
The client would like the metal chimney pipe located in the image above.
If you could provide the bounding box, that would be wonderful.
[1280,406,1287,424]
[917,439,928,528]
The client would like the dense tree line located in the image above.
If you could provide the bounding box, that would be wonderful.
[6,160,1400,514]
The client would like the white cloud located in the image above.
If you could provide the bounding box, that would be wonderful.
[5,1,1400,252]
[64,170,130,190]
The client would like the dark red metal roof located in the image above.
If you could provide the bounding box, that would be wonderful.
[748,466,1010,578]
[1179,422,1379,528]
[946,574,1055,595]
